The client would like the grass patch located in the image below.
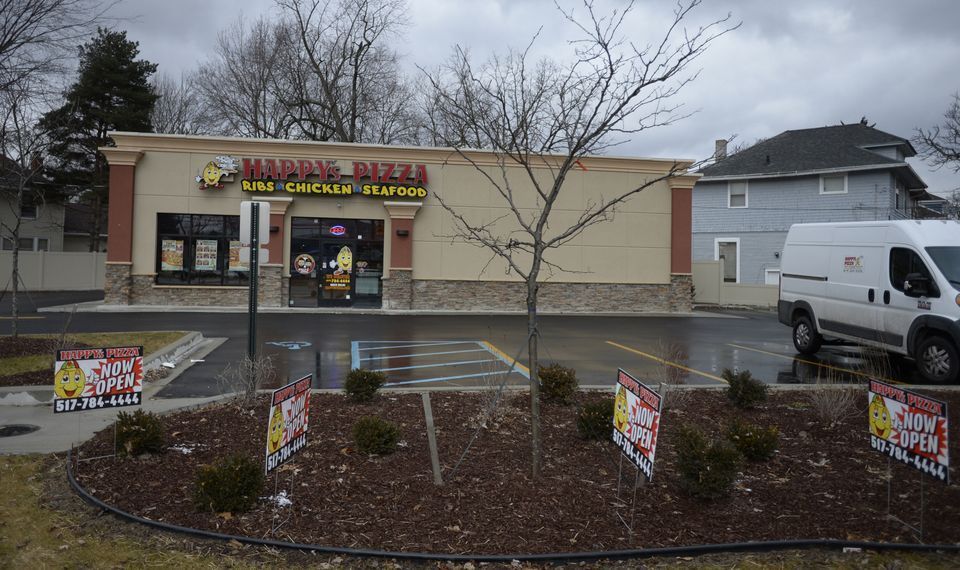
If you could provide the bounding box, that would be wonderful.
[0,332,187,376]
[0,455,263,568]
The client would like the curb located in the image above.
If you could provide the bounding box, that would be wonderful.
[0,331,207,407]
[65,449,960,563]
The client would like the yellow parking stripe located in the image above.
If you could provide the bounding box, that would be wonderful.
[727,343,904,385]
[481,341,531,377]
[605,340,727,384]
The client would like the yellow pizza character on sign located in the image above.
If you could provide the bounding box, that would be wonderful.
[868,394,892,439]
[268,407,285,453]
[334,246,352,275]
[613,386,629,432]
[54,360,86,399]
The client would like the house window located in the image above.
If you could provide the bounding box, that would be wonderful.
[728,182,748,208]
[2,237,47,251]
[820,174,847,195]
[20,204,38,219]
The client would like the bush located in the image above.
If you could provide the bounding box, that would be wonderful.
[193,454,264,513]
[577,399,614,440]
[675,425,742,500]
[726,419,779,461]
[538,363,578,404]
[353,416,400,455]
[344,368,386,403]
[723,368,768,409]
[116,409,164,456]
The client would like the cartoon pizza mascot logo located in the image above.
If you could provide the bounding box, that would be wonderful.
[268,406,286,454]
[196,155,239,189]
[613,386,629,433]
[294,253,316,275]
[868,394,892,439]
[54,360,86,399]
[329,246,353,275]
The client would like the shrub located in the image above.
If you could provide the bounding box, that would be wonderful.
[675,425,742,500]
[577,399,614,440]
[353,416,400,455]
[116,409,164,456]
[193,454,264,513]
[723,368,768,409]
[726,419,779,461]
[344,369,386,403]
[538,363,579,404]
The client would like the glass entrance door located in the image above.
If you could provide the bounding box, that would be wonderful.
[319,241,355,305]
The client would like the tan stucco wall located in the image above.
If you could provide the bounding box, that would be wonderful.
[115,132,689,285]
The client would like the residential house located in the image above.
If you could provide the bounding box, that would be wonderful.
[693,121,935,285]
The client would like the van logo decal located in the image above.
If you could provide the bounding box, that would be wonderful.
[918,299,932,310]
[842,256,863,272]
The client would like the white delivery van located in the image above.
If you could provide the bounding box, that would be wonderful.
[778,220,960,384]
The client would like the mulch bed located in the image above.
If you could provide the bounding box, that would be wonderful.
[75,389,960,555]
[0,337,93,387]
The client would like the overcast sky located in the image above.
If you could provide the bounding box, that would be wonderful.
[106,0,960,196]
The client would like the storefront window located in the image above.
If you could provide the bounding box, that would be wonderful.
[156,213,248,286]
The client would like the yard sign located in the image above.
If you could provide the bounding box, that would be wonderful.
[265,374,312,474]
[611,368,662,480]
[868,379,949,483]
[53,346,143,414]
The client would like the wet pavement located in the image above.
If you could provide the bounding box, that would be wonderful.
[4,308,931,398]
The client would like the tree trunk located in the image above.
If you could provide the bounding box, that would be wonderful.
[526,277,541,478]
[11,239,19,338]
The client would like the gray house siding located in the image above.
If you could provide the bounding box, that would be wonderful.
[692,169,907,284]
[693,231,787,284]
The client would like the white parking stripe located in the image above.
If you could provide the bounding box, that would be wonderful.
[359,348,489,361]
[356,341,478,351]
[373,358,503,373]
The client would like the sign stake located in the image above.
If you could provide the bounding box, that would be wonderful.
[247,202,260,364]
[422,392,443,486]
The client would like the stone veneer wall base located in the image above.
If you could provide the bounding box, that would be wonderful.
[411,275,694,313]
[104,263,132,305]
[126,265,283,307]
[381,269,413,310]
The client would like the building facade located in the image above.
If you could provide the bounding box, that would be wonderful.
[693,123,932,285]
[100,133,698,312]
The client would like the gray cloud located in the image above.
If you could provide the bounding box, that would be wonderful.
[108,0,960,194]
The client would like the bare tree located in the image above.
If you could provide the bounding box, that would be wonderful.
[0,0,110,90]
[424,0,735,476]
[195,16,296,139]
[0,78,55,336]
[150,72,212,135]
[277,0,419,143]
[915,92,960,175]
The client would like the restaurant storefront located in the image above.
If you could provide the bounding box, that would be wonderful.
[100,133,698,312]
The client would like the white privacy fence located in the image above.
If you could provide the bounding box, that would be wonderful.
[692,260,778,308]
[0,251,106,291]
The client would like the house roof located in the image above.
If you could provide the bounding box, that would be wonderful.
[700,123,926,189]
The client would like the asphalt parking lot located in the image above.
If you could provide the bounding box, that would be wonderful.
[5,307,925,397]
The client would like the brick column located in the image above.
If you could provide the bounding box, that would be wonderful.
[99,148,143,304]
[381,201,422,310]
[670,186,693,275]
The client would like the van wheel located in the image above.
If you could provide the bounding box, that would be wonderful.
[792,316,822,355]
[916,336,958,384]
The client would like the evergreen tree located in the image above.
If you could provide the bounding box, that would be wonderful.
[40,28,157,251]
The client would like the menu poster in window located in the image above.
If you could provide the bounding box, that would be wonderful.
[228,240,248,272]
[195,239,218,271]
[161,240,184,271]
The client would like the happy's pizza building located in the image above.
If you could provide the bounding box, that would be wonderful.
[99,132,698,312]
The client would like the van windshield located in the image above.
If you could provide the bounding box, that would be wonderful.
[926,247,960,289]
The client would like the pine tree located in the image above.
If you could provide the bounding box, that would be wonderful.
[40,28,158,251]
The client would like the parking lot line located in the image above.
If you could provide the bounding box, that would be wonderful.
[384,370,514,386]
[481,341,530,378]
[359,347,488,362]
[727,343,904,385]
[373,358,502,373]
[605,340,728,384]
[356,340,477,351]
